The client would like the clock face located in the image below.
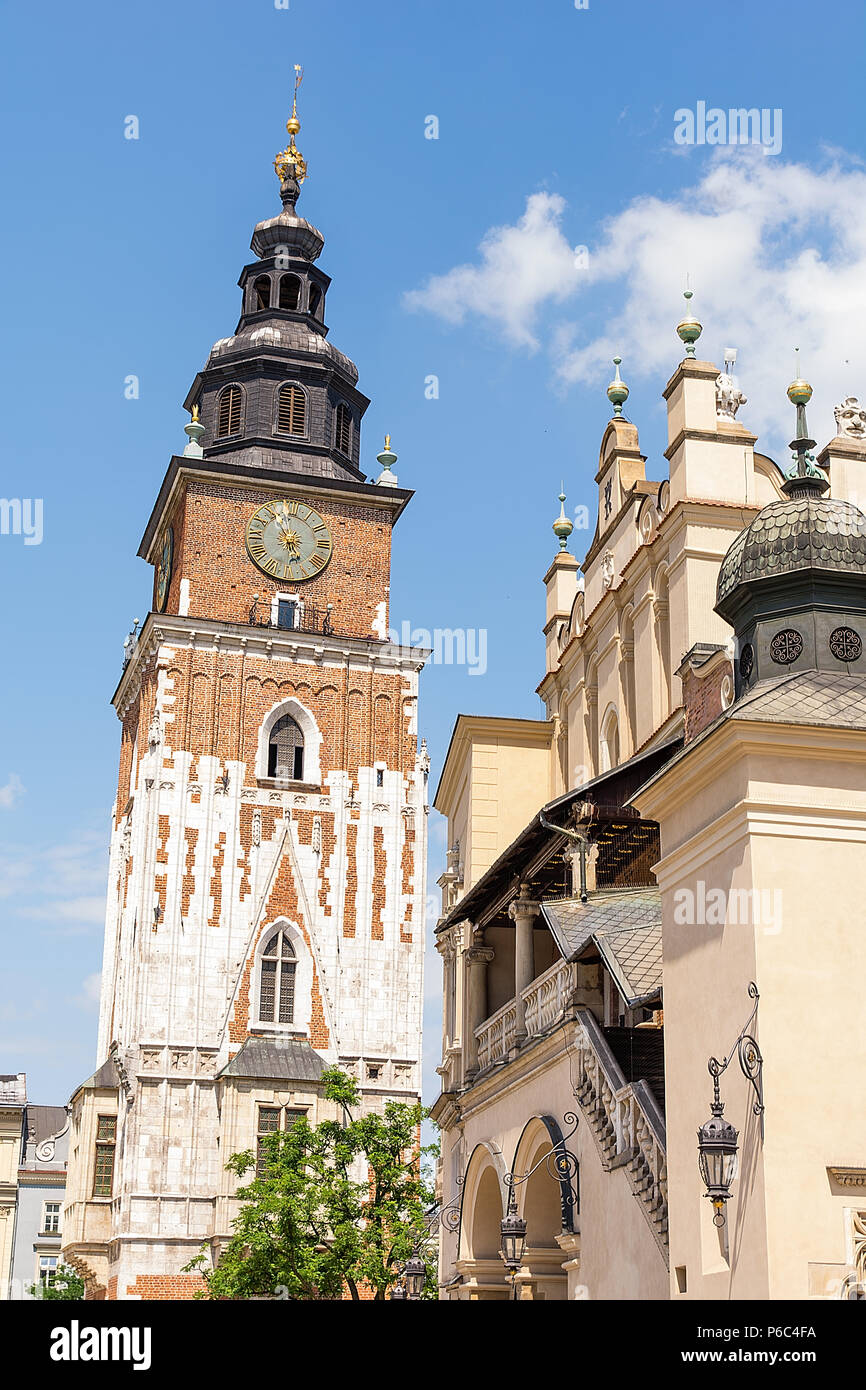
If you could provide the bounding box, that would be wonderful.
[156,526,173,612]
[245,498,333,582]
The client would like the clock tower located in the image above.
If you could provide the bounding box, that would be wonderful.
[62,84,429,1300]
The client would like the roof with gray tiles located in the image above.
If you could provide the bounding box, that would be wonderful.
[218,1036,326,1082]
[632,669,866,806]
[717,495,866,605]
[729,668,866,728]
[541,889,661,963]
[594,920,663,1006]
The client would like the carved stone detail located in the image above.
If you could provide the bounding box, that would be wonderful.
[715,369,747,420]
[834,395,866,440]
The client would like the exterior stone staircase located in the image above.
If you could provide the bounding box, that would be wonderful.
[572,1008,669,1262]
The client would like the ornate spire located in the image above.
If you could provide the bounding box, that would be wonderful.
[552,485,574,551]
[183,403,205,458]
[376,434,399,487]
[676,288,702,358]
[274,65,308,185]
[783,350,828,496]
[606,356,629,416]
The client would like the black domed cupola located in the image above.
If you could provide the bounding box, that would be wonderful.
[183,69,369,483]
[716,364,866,697]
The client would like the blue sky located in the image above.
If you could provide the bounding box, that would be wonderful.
[1,0,864,1105]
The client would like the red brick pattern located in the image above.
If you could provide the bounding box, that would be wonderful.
[344,822,358,938]
[125,1273,206,1301]
[682,661,732,743]
[155,478,393,641]
[371,827,385,940]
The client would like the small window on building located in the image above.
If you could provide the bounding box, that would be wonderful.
[42,1201,61,1234]
[276,598,298,631]
[268,714,304,781]
[308,284,322,318]
[279,274,301,311]
[38,1255,59,1288]
[216,384,243,438]
[256,1104,304,1175]
[253,275,271,311]
[376,769,384,787]
[334,402,352,457]
[258,928,297,1024]
[256,1106,281,1176]
[92,1115,117,1197]
[277,383,307,437]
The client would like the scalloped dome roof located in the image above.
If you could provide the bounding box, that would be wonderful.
[716,494,866,608]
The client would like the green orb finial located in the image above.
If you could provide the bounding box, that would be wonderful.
[606,356,629,416]
[552,484,574,552]
[676,288,702,358]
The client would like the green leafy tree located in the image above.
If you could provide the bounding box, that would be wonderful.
[28,1263,85,1300]
[188,1068,437,1300]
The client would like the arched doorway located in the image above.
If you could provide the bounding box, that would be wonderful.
[510,1118,578,1300]
[455,1146,510,1300]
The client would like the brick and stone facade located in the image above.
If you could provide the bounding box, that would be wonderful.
[62,140,428,1299]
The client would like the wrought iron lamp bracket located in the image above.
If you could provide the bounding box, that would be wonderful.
[503,1112,580,1204]
[708,981,764,1133]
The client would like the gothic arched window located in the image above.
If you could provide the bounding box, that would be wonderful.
[259,929,296,1024]
[279,274,301,311]
[335,402,352,457]
[308,284,322,318]
[253,275,271,311]
[268,714,304,780]
[277,383,307,437]
[216,384,243,438]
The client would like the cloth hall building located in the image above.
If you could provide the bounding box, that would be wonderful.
[432,317,866,1300]
[61,102,428,1299]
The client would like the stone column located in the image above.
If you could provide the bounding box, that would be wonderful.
[555,1231,583,1299]
[509,887,540,1044]
[463,930,494,1081]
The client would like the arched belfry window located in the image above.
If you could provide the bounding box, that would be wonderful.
[334,402,352,457]
[277,383,307,437]
[268,714,304,781]
[259,928,296,1024]
[279,274,301,311]
[253,275,271,311]
[216,384,243,438]
[308,284,322,319]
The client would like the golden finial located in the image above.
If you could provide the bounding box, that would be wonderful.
[275,65,307,184]
[384,433,391,452]
[191,404,200,422]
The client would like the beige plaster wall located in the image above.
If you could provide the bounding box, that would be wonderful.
[637,727,866,1300]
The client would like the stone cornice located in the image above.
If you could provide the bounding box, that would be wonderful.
[113,612,430,717]
[139,456,414,563]
[662,358,725,399]
[664,424,757,462]
[633,720,866,848]
[827,1166,866,1187]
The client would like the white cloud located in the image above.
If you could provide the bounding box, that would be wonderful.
[404,192,583,349]
[405,149,866,453]
[21,896,107,926]
[74,972,103,1011]
[0,831,107,931]
[0,774,24,809]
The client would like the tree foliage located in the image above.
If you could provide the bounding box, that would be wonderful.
[188,1068,437,1300]
[28,1263,86,1300]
